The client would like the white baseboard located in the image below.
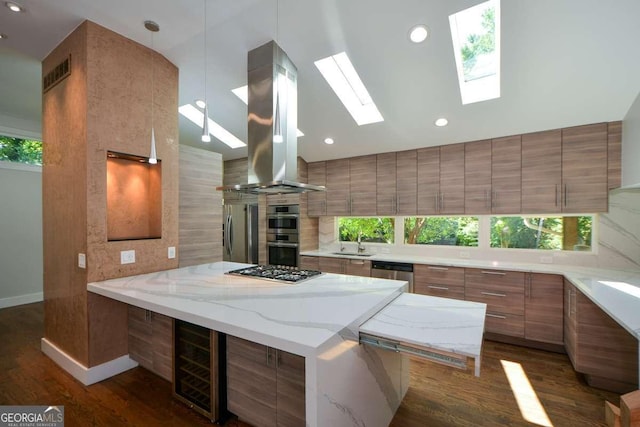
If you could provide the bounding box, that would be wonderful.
[0,292,43,309]
[41,338,138,385]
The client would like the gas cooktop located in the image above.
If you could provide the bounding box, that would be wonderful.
[227,265,322,284]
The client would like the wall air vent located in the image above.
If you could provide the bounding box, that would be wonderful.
[43,55,71,93]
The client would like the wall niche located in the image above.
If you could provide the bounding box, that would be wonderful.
[106,151,162,241]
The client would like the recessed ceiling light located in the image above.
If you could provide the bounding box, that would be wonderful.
[324,138,334,145]
[409,25,429,43]
[5,2,23,12]
[0,33,7,40]
[195,99,206,109]
[435,118,449,127]
[314,52,384,126]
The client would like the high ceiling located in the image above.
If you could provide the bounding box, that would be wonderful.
[1,0,640,162]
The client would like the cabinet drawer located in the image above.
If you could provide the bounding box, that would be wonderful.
[414,283,465,300]
[465,269,524,315]
[485,312,524,337]
[415,264,464,286]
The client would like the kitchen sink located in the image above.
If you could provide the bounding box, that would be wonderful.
[331,252,373,257]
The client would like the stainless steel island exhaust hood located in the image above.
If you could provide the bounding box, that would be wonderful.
[217,41,325,194]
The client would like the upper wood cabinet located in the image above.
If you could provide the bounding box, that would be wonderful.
[396,150,417,215]
[349,155,377,216]
[561,123,608,213]
[417,145,464,215]
[491,135,522,214]
[521,130,562,213]
[307,161,326,216]
[376,152,397,215]
[326,159,350,216]
[608,121,622,191]
[464,140,492,214]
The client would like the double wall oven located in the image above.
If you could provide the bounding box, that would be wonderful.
[267,205,299,267]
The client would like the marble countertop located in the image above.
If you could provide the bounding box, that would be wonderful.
[301,250,640,340]
[88,261,406,357]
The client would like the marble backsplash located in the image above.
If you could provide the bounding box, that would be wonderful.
[317,189,640,271]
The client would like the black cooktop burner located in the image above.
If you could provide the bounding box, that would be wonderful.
[227,265,323,283]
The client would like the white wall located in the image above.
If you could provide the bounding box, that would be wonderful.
[623,90,640,188]
[0,162,43,308]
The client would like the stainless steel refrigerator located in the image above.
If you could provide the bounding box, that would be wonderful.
[223,203,259,264]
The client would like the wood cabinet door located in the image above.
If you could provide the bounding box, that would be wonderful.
[299,256,320,271]
[417,147,439,215]
[396,150,417,215]
[276,350,306,427]
[227,336,277,427]
[345,259,371,277]
[464,140,492,214]
[524,273,563,345]
[439,144,465,214]
[521,130,562,213]
[326,159,350,216]
[318,257,344,274]
[349,155,377,216]
[491,136,522,214]
[464,268,525,316]
[376,152,397,215]
[152,312,173,381]
[128,307,172,381]
[562,123,608,213]
[608,121,622,191]
[414,264,465,300]
[307,162,326,216]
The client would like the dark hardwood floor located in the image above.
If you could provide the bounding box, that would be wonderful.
[0,302,618,426]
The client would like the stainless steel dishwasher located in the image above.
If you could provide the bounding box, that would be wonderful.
[371,261,414,293]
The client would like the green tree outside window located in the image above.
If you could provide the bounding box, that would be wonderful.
[0,135,43,165]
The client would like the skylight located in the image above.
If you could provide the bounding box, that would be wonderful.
[178,104,246,149]
[314,52,383,126]
[449,0,501,105]
[231,85,305,137]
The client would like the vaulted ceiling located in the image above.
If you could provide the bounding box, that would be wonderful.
[1,0,640,161]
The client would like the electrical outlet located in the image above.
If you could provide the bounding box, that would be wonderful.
[459,251,470,259]
[168,246,176,259]
[78,253,86,269]
[540,256,553,264]
[120,250,135,264]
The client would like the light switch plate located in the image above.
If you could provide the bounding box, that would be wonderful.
[78,253,86,269]
[120,250,135,264]
[168,246,176,259]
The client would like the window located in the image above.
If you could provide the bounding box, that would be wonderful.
[490,216,593,251]
[0,135,42,165]
[449,0,500,104]
[338,217,394,243]
[405,217,479,246]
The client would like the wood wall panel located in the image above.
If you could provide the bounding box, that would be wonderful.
[43,20,180,368]
[179,145,222,267]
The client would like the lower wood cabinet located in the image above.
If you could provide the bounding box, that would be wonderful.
[317,256,371,277]
[465,268,525,337]
[299,256,319,271]
[564,280,638,393]
[128,306,172,381]
[524,273,563,345]
[226,335,305,427]
[173,320,222,422]
[414,264,465,300]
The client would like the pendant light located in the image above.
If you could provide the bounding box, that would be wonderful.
[272,0,283,143]
[145,20,159,164]
[201,0,211,142]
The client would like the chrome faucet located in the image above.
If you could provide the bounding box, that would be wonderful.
[357,231,365,253]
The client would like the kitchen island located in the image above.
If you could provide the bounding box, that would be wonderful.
[88,261,487,427]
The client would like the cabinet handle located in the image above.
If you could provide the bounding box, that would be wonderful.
[427,266,449,271]
[481,271,506,276]
[486,313,507,319]
[428,285,449,290]
[492,191,497,208]
[276,350,282,368]
[434,194,439,212]
[564,184,568,207]
[526,274,531,298]
[266,348,273,366]
[555,184,559,207]
[440,192,444,212]
[481,291,506,297]
[396,195,400,213]
[350,260,365,265]
[484,190,490,209]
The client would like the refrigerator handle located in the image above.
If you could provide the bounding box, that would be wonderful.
[228,215,234,255]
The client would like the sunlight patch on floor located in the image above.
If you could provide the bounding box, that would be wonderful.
[501,359,553,427]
